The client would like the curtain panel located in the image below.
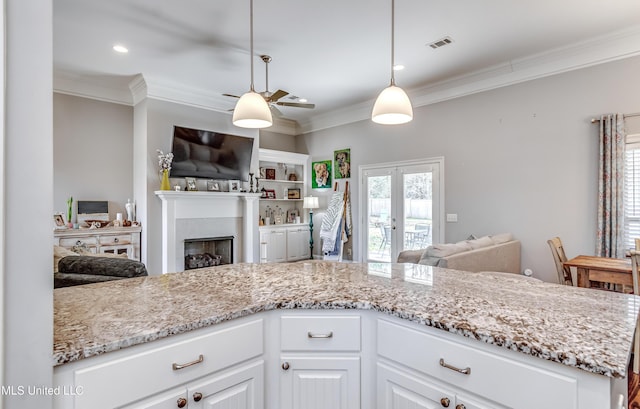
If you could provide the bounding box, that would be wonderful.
[596,113,626,258]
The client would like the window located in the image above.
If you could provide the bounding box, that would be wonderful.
[624,133,640,249]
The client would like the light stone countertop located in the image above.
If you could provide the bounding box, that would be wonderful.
[53,261,640,378]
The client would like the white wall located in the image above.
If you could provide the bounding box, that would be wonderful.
[3,0,54,407]
[53,93,134,220]
[137,98,258,274]
[299,55,640,283]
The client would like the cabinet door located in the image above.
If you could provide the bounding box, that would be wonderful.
[280,356,360,409]
[377,363,455,409]
[260,230,286,263]
[120,386,188,409]
[286,228,310,261]
[188,360,264,409]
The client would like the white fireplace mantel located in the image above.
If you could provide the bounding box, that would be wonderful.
[155,191,261,273]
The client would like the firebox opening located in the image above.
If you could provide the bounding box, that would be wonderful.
[184,236,234,270]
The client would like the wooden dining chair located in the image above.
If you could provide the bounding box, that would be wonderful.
[629,250,640,374]
[547,237,574,286]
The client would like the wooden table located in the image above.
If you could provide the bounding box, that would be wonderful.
[563,255,632,288]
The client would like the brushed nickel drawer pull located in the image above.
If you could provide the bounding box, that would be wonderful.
[308,331,333,339]
[439,358,471,375]
[172,354,204,370]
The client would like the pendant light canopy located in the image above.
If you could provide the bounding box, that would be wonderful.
[372,0,413,125]
[233,0,272,129]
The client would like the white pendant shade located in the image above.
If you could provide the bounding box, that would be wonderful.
[372,85,413,125]
[232,91,273,128]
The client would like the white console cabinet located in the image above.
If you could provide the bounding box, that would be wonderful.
[53,226,142,261]
[259,225,310,262]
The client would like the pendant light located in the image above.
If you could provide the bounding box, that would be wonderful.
[372,0,413,125]
[233,0,273,129]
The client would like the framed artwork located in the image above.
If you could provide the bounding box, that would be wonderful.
[287,188,301,199]
[265,189,276,199]
[206,180,220,191]
[265,168,276,180]
[185,177,198,191]
[229,180,241,192]
[334,148,351,179]
[312,160,332,189]
[53,214,65,227]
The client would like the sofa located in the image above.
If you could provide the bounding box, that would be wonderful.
[53,245,148,288]
[397,233,521,274]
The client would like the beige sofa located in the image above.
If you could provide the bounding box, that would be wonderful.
[397,233,521,274]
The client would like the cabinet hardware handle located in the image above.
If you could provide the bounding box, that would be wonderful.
[177,397,187,408]
[456,405,466,409]
[439,358,471,375]
[307,331,333,338]
[193,392,203,402]
[114,238,119,243]
[440,397,450,407]
[282,361,290,370]
[76,240,82,246]
[172,354,204,370]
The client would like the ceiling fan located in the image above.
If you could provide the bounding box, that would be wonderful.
[224,55,315,117]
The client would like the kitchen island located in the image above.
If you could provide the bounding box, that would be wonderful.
[54,262,639,409]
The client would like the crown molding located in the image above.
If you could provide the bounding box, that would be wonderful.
[297,25,640,134]
[53,25,640,136]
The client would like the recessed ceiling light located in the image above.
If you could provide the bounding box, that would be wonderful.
[298,98,308,103]
[393,64,405,71]
[113,44,129,54]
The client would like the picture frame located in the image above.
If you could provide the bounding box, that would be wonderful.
[229,180,241,192]
[185,177,198,191]
[274,215,283,225]
[287,188,301,199]
[53,214,66,227]
[206,179,220,191]
[265,168,276,180]
[265,189,276,199]
[334,148,351,179]
[311,160,332,189]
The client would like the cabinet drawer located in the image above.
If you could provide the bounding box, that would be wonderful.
[99,234,132,245]
[59,237,97,247]
[281,315,360,351]
[378,319,577,409]
[74,319,263,409]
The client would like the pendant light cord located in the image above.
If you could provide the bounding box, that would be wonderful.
[390,0,396,86]
[249,0,256,92]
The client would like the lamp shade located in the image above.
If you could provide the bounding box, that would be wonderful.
[303,196,319,210]
[371,85,413,125]
[232,91,273,128]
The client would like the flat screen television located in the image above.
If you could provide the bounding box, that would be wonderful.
[169,125,254,182]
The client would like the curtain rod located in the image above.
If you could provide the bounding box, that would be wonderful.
[590,113,640,123]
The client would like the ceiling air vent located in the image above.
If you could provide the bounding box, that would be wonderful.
[428,36,454,49]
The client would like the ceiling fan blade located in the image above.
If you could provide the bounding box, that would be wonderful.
[275,101,315,109]
[270,89,289,102]
[270,105,284,117]
[223,93,241,99]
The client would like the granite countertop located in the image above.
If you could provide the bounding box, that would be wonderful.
[53,261,640,378]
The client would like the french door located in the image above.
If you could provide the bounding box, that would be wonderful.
[361,158,443,263]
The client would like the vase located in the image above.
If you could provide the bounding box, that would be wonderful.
[160,169,171,190]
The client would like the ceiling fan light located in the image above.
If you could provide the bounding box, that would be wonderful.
[372,85,413,125]
[232,91,273,128]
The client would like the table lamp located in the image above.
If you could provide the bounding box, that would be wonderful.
[303,196,319,259]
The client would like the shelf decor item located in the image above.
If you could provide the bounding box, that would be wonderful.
[303,196,320,259]
[66,196,73,227]
[265,168,276,180]
[288,188,301,199]
[157,149,174,191]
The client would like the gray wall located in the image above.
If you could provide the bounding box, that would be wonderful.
[299,55,640,283]
[260,130,298,152]
[4,0,54,407]
[53,93,133,221]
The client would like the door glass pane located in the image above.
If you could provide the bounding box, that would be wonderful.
[403,171,433,251]
[367,174,391,262]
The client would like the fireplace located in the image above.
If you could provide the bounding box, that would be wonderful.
[184,236,234,270]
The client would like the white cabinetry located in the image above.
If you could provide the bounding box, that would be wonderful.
[278,315,361,409]
[259,225,310,262]
[53,318,264,409]
[53,226,142,261]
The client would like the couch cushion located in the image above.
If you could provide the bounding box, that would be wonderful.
[490,232,513,244]
[58,256,148,278]
[467,236,494,249]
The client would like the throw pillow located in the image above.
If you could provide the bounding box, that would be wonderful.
[490,233,513,244]
[467,236,493,249]
[53,246,79,273]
